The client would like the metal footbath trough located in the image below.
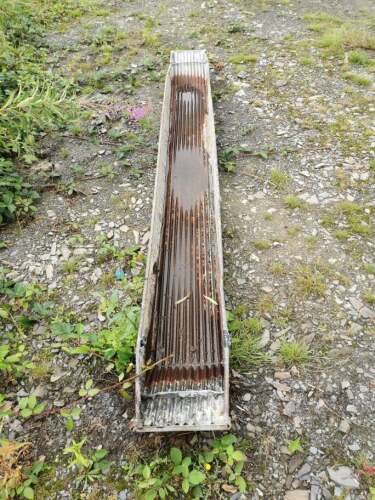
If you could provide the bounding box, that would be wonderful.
[135,50,230,432]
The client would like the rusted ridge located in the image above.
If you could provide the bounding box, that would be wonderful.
[144,60,223,390]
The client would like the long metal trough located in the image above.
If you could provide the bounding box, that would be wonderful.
[135,50,230,432]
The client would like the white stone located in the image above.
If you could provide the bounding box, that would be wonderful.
[284,490,309,500]
[327,466,359,489]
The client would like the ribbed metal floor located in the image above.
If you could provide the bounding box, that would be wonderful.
[135,51,230,432]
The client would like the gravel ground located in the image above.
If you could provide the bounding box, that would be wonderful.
[1,0,374,498]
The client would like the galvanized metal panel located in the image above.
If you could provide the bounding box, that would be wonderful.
[135,50,230,432]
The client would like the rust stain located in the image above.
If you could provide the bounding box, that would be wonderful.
[144,68,224,389]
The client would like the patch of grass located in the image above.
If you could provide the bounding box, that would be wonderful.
[362,263,375,275]
[287,226,300,237]
[321,201,372,238]
[303,13,375,58]
[228,313,268,369]
[99,162,117,179]
[362,290,375,305]
[303,12,343,33]
[228,54,257,64]
[318,26,375,55]
[306,235,318,247]
[294,264,327,297]
[92,25,125,47]
[334,229,350,241]
[29,361,51,381]
[269,169,290,190]
[61,259,79,274]
[274,307,293,327]
[343,72,372,87]
[300,56,313,66]
[270,262,286,275]
[279,340,310,366]
[257,294,274,316]
[253,239,272,250]
[283,195,304,209]
[348,50,373,66]
[230,329,267,370]
[264,212,273,221]
[228,23,246,34]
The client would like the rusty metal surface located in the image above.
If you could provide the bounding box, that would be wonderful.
[135,50,230,432]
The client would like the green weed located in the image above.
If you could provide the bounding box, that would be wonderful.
[287,437,303,454]
[63,438,110,486]
[61,259,79,274]
[125,435,247,498]
[60,406,81,432]
[300,56,313,66]
[0,345,32,380]
[218,148,236,172]
[17,394,45,419]
[73,305,139,373]
[0,159,39,223]
[0,0,79,223]
[303,12,343,33]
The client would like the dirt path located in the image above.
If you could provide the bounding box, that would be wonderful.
[1,0,374,498]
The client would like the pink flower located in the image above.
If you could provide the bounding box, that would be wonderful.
[128,105,151,120]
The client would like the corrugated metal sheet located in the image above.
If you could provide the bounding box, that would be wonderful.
[135,50,230,432]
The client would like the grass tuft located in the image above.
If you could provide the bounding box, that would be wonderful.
[228,54,257,64]
[343,72,372,87]
[228,313,268,369]
[253,239,272,250]
[270,169,290,190]
[334,230,350,241]
[294,264,327,297]
[348,50,373,66]
[283,195,304,209]
[279,340,310,366]
[270,262,286,275]
[363,263,375,275]
[362,290,375,305]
